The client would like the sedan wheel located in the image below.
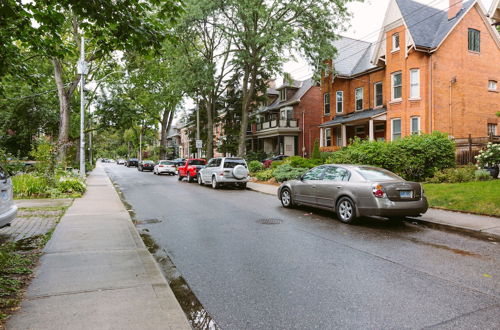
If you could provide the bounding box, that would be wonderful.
[178,175,183,181]
[336,197,357,224]
[198,175,204,185]
[280,188,293,208]
[211,177,219,189]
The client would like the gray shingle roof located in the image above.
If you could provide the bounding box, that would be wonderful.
[332,37,377,77]
[319,108,387,127]
[260,78,315,112]
[396,0,476,49]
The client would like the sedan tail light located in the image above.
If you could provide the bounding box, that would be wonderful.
[159,165,164,167]
[372,184,386,198]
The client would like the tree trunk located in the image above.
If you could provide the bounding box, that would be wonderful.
[237,65,257,157]
[159,109,170,159]
[52,58,71,162]
[205,97,214,159]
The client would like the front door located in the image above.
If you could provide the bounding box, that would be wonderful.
[293,166,325,204]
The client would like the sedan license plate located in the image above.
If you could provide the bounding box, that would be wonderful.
[399,190,413,198]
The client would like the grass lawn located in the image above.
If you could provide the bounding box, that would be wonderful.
[423,180,500,217]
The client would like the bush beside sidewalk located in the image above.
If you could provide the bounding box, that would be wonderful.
[247,182,500,240]
[6,164,190,330]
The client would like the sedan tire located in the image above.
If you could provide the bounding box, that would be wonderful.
[211,177,219,189]
[336,197,357,224]
[280,188,294,208]
[178,175,183,181]
[198,175,204,186]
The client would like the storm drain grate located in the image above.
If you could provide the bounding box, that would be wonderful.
[257,218,283,225]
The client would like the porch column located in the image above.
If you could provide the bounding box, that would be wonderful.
[341,124,347,147]
[320,128,324,147]
[369,119,374,141]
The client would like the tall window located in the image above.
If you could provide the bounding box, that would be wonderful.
[392,33,400,51]
[374,82,383,107]
[488,123,497,136]
[410,117,420,135]
[410,69,420,99]
[325,128,332,147]
[336,127,342,146]
[336,91,343,113]
[391,118,402,141]
[468,28,480,52]
[392,72,402,100]
[279,89,286,101]
[355,87,363,111]
[324,93,330,115]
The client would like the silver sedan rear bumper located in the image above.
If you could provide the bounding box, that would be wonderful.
[357,197,428,217]
[0,204,18,228]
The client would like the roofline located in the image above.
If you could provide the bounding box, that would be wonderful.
[335,66,385,80]
[489,0,500,18]
[431,1,500,52]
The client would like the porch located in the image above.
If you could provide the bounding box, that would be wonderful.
[319,108,387,149]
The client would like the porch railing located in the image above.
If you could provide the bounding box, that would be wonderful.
[256,119,299,131]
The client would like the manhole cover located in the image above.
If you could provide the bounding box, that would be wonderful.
[257,218,283,225]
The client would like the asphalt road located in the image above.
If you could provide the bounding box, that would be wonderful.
[104,163,500,330]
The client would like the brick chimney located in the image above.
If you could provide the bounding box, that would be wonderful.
[448,0,462,20]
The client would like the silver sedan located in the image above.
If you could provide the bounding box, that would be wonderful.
[278,165,428,224]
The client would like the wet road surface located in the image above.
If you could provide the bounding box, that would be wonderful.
[104,163,500,329]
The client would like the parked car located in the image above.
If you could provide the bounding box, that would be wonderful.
[138,160,155,172]
[126,158,139,167]
[0,165,18,228]
[117,159,126,165]
[177,159,206,182]
[198,157,249,189]
[153,160,177,175]
[277,165,428,224]
[263,155,289,168]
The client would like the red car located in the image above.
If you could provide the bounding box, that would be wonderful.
[177,159,206,182]
[263,155,288,168]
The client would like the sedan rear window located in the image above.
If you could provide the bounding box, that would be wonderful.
[356,167,402,181]
[188,160,206,165]
[160,161,175,165]
[143,161,154,164]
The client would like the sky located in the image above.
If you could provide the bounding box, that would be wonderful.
[283,0,495,83]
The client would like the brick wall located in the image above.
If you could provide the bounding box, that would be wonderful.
[294,85,322,156]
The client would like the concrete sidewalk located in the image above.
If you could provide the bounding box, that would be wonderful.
[247,181,500,239]
[7,164,190,330]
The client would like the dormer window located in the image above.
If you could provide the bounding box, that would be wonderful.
[392,33,400,52]
[279,89,286,101]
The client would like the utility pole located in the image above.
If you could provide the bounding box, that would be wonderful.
[77,36,88,178]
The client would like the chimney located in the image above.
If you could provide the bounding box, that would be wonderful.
[448,0,462,20]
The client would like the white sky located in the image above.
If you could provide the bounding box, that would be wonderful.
[283,0,495,82]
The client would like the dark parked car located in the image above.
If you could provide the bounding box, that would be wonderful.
[138,160,155,172]
[278,165,428,224]
[263,155,289,168]
[126,158,139,167]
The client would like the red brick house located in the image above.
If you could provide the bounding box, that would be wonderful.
[320,0,500,150]
[248,78,322,157]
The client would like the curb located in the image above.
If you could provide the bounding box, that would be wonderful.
[248,185,500,241]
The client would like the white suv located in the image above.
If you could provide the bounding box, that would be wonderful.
[0,165,17,228]
[198,157,249,189]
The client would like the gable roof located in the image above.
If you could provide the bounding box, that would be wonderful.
[331,36,377,77]
[395,0,476,49]
[260,78,315,112]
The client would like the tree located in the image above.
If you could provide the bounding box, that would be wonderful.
[1,0,183,161]
[216,0,354,156]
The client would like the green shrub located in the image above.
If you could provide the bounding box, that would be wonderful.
[57,177,86,194]
[246,150,268,162]
[427,166,475,183]
[270,160,284,169]
[248,160,264,173]
[273,164,308,182]
[326,132,455,181]
[254,169,274,181]
[475,169,492,181]
[12,174,49,198]
[284,156,322,169]
[311,139,321,159]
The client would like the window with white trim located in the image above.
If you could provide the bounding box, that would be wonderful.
[336,91,343,113]
[325,128,332,147]
[488,80,497,91]
[355,87,363,111]
[410,69,420,99]
[375,124,385,132]
[324,93,330,115]
[392,72,402,101]
[468,28,480,52]
[392,33,400,51]
[488,123,497,136]
[355,126,365,135]
[391,118,402,141]
[374,82,383,107]
[279,89,286,101]
[410,116,420,135]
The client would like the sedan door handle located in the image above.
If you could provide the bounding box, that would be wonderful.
[311,186,316,189]
[336,186,342,189]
